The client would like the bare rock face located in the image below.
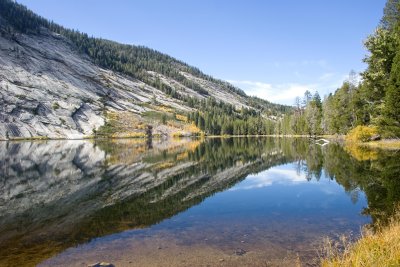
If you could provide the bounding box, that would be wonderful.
[0,31,100,138]
[0,28,252,140]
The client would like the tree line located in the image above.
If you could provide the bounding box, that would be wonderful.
[279,0,400,138]
[187,98,276,135]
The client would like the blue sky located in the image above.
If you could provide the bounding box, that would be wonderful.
[17,0,386,105]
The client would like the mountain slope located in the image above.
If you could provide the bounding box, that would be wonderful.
[0,0,290,139]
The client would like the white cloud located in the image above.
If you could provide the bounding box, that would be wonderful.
[228,72,347,105]
[231,59,344,105]
[230,167,308,191]
[226,80,272,100]
[228,79,315,105]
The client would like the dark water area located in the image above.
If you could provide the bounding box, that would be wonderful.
[0,137,399,266]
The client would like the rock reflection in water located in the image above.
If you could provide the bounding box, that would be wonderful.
[0,137,399,267]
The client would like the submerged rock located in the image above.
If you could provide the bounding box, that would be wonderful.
[234,248,247,256]
[88,262,115,267]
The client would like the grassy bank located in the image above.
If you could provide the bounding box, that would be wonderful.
[343,138,400,151]
[339,125,400,150]
[363,139,400,150]
[322,212,400,266]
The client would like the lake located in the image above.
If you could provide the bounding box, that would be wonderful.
[1,137,399,266]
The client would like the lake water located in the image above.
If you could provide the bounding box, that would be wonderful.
[1,137,399,266]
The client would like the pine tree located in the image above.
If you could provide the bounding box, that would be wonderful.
[381,0,400,30]
[383,52,400,136]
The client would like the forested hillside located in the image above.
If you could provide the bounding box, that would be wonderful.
[279,0,400,139]
[0,0,292,139]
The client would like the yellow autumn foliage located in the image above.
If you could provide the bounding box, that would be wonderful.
[344,142,378,161]
[175,114,188,122]
[346,126,379,143]
[322,211,400,267]
[183,123,201,134]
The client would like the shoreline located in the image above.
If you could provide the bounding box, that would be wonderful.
[322,209,400,266]
[0,134,323,142]
[2,134,399,150]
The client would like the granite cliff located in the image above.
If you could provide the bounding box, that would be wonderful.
[0,0,288,140]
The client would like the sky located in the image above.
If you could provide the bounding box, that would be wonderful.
[17,0,386,105]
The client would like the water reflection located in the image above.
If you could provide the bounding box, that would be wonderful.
[0,137,399,266]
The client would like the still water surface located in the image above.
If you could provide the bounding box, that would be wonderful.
[0,137,399,266]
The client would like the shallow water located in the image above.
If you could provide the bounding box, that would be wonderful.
[1,137,399,266]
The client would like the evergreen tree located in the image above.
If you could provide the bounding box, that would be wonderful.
[382,52,400,136]
[381,0,400,30]
[362,27,398,122]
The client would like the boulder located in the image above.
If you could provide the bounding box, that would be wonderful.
[87,262,115,267]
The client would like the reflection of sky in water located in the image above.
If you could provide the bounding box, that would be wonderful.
[230,163,344,196]
[150,162,369,232]
[231,164,310,190]
[79,161,370,251]
[41,161,371,266]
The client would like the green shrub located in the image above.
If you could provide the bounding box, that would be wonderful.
[52,102,60,110]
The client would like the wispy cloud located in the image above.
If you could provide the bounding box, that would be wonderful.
[228,72,346,105]
[228,79,317,105]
